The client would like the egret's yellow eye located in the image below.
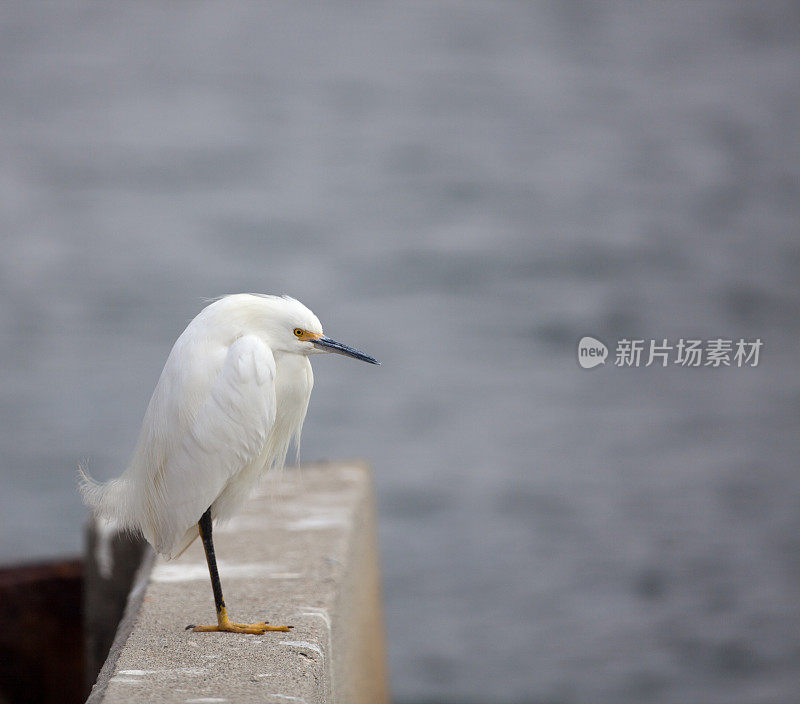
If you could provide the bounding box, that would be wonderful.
[293,328,304,338]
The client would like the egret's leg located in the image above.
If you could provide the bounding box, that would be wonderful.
[189,507,292,634]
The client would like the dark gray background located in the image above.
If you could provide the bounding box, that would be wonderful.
[1,2,799,703]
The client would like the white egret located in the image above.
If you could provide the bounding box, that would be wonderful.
[81,294,379,634]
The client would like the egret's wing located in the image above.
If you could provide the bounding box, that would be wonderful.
[145,335,277,556]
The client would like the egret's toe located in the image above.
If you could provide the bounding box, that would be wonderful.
[190,619,292,634]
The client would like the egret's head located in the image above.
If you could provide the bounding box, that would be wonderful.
[261,295,380,365]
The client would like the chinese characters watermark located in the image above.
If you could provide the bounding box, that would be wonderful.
[578,337,762,369]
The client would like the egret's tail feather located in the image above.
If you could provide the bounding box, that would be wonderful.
[78,465,135,528]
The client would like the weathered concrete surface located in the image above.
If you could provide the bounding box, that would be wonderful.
[84,519,148,689]
[86,461,389,704]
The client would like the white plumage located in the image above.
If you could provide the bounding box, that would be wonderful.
[81,294,376,560]
[81,293,377,635]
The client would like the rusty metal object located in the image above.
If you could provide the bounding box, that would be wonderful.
[0,560,84,704]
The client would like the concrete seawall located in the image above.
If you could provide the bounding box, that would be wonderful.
[85,461,389,704]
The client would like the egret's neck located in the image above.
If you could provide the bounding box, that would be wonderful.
[272,352,314,442]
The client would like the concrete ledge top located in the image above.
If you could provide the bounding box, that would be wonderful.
[88,461,388,704]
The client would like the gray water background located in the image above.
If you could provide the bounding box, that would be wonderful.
[1,2,799,702]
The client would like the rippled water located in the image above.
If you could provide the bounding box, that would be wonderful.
[1,3,799,702]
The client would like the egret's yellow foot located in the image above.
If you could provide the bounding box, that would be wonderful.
[188,607,293,634]
[191,622,292,634]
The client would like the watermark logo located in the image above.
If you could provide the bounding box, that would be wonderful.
[577,336,608,369]
[578,337,763,369]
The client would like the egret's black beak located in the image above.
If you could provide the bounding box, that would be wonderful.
[312,336,380,365]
